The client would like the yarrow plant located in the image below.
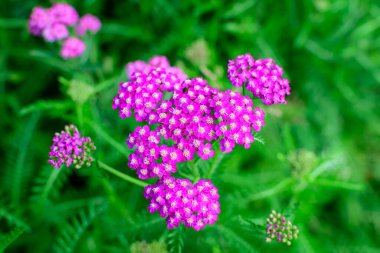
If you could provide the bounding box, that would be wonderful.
[48,124,96,169]
[28,3,101,59]
[265,210,300,246]
[110,53,290,230]
[46,53,291,232]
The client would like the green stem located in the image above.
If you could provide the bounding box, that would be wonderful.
[188,160,200,181]
[76,103,84,130]
[41,168,61,200]
[206,150,224,179]
[245,178,295,203]
[97,160,148,187]
[312,179,364,191]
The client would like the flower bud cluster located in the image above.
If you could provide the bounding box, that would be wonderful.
[28,4,101,59]
[48,124,96,169]
[265,210,300,246]
[227,53,291,105]
[144,177,220,230]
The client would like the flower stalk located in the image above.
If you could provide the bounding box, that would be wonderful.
[97,160,148,187]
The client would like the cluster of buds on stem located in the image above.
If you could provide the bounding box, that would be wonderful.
[265,210,299,246]
[48,124,96,169]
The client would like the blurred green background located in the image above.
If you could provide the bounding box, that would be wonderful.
[1,0,380,252]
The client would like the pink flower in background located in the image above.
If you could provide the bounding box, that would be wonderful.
[60,37,86,59]
[75,14,102,36]
[28,6,51,35]
[48,3,79,26]
[28,4,101,59]
[42,23,69,42]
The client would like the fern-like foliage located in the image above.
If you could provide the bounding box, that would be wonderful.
[216,225,258,253]
[30,165,70,205]
[3,113,40,208]
[0,208,30,230]
[0,226,26,252]
[0,207,30,252]
[52,203,107,253]
[237,216,265,234]
[167,225,184,253]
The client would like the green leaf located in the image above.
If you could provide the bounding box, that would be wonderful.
[30,165,69,204]
[4,113,39,207]
[216,225,257,253]
[20,100,72,116]
[52,204,107,253]
[167,225,184,253]
[0,226,26,252]
[0,18,26,29]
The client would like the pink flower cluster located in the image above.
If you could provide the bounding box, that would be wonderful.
[28,3,101,59]
[28,4,77,40]
[113,54,290,230]
[113,68,183,121]
[48,124,96,169]
[113,68,265,180]
[75,14,102,36]
[144,177,220,230]
[126,56,188,81]
[61,38,86,59]
[227,53,291,105]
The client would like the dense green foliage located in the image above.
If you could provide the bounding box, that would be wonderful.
[1,0,380,252]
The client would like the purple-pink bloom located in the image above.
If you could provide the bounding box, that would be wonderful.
[48,124,96,169]
[42,23,69,42]
[114,68,266,180]
[75,14,101,36]
[48,3,79,26]
[144,177,220,230]
[227,53,291,105]
[28,6,51,36]
[60,37,86,59]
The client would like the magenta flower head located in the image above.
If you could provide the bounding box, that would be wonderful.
[125,56,188,81]
[227,53,291,105]
[60,37,86,59]
[113,68,183,122]
[28,6,51,36]
[265,210,300,246]
[115,68,266,180]
[48,3,79,26]
[48,124,96,169]
[144,177,220,230]
[75,14,101,36]
[42,23,69,42]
